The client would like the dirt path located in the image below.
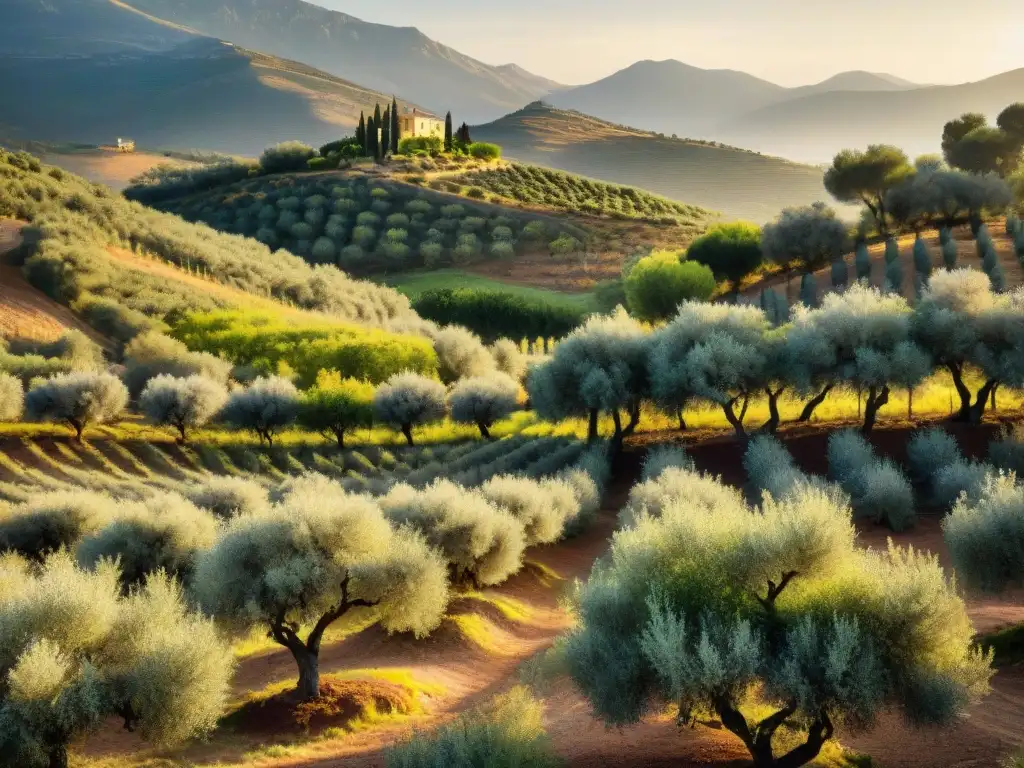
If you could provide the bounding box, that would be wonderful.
[0,220,108,345]
[78,440,1024,768]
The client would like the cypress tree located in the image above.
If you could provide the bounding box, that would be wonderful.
[372,103,383,160]
[381,107,391,158]
[444,111,453,153]
[391,96,400,154]
[356,112,366,149]
[457,122,472,145]
[366,115,376,157]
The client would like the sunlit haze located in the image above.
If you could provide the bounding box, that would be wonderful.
[322,0,1020,85]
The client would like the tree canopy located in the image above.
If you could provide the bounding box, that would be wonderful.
[685,221,763,294]
[824,145,912,233]
[624,251,716,322]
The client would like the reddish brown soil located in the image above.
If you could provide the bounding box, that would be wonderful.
[71,423,1024,767]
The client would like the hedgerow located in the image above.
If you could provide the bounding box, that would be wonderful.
[412,288,585,343]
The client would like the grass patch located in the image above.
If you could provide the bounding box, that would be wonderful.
[381,268,599,311]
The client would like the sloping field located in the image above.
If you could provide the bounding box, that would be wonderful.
[472,102,850,223]
[41,424,1024,768]
[0,220,109,345]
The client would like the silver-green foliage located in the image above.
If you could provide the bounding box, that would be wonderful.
[827,430,915,531]
[385,686,561,768]
[989,424,1024,475]
[75,492,218,588]
[194,489,448,698]
[449,373,518,436]
[123,332,232,397]
[942,237,958,269]
[743,435,809,502]
[932,459,991,510]
[0,554,232,768]
[566,476,991,768]
[619,465,743,529]
[854,242,871,281]
[489,339,526,382]
[24,372,129,439]
[220,376,300,445]
[944,474,1024,592]
[799,273,818,308]
[139,374,228,441]
[0,491,112,561]
[640,445,693,482]
[479,475,568,546]
[429,325,495,384]
[185,476,269,520]
[913,237,932,279]
[379,480,526,586]
[0,375,23,422]
[373,372,447,443]
[906,428,963,488]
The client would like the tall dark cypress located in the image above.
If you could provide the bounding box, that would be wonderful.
[381,107,391,158]
[444,111,453,153]
[372,103,383,160]
[390,95,400,154]
[356,112,366,149]
[457,122,472,145]
[365,115,376,157]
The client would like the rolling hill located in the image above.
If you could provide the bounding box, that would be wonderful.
[548,59,1024,163]
[114,0,561,122]
[0,35,423,155]
[471,102,842,223]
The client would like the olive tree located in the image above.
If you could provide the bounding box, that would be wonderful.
[429,325,495,384]
[527,309,649,445]
[298,372,374,449]
[566,478,991,768]
[0,491,112,562]
[139,374,228,443]
[685,222,763,297]
[624,252,716,321]
[648,302,777,437]
[185,476,269,520]
[122,332,231,398]
[24,372,129,440]
[912,269,1024,423]
[0,374,23,422]
[825,145,913,234]
[194,490,448,701]
[76,492,219,590]
[761,203,849,295]
[379,480,526,587]
[220,376,300,446]
[784,285,929,432]
[0,554,232,768]
[449,373,519,439]
[373,372,447,446]
[489,338,527,382]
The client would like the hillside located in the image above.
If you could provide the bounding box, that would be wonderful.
[718,68,1024,163]
[471,102,840,223]
[0,36,426,155]
[116,0,561,122]
[547,58,1024,164]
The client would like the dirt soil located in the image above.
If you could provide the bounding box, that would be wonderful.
[75,424,1024,767]
[0,220,109,346]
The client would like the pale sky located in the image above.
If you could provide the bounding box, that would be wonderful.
[320,0,1021,86]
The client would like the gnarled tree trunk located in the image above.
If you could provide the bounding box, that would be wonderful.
[797,383,833,423]
[969,379,999,425]
[586,408,599,443]
[477,421,492,440]
[401,423,415,446]
[760,387,785,434]
[946,362,973,421]
[862,385,890,434]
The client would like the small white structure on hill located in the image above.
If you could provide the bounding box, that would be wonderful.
[398,109,444,139]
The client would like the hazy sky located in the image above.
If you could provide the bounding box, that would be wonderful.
[319,0,1020,86]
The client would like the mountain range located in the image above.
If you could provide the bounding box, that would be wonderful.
[547,59,1024,162]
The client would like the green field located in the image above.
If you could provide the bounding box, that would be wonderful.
[380,269,601,312]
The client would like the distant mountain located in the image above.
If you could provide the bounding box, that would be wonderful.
[116,0,562,122]
[471,102,846,223]
[717,68,1024,163]
[786,70,920,99]
[547,59,785,137]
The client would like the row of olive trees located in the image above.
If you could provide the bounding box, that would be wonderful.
[566,456,992,768]
[528,270,1024,442]
[0,365,525,447]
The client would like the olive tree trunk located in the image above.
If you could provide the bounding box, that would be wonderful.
[796,383,833,423]
[862,385,890,434]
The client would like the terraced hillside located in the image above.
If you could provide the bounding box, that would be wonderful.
[471,102,846,223]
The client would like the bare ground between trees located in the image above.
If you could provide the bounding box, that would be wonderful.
[69,423,1024,768]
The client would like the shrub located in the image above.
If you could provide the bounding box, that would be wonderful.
[685,221,762,294]
[933,459,990,510]
[0,490,112,561]
[298,370,375,449]
[260,141,317,174]
[467,143,502,161]
[479,476,568,546]
[219,376,300,446]
[906,428,962,488]
[139,374,229,442]
[449,373,519,439]
[184,476,269,520]
[762,201,849,280]
[123,331,231,398]
[75,294,163,344]
[76,492,218,589]
[743,435,810,502]
[373,372,447,446]
[24,372,129,440]
[640,445,693,482]
[827,430,915,530]
[489,338,526,381]
[430,325,495,384]
[989,424,1024,475]
[0,374,23,422]
[385,687,559,768]
[944,474,1024,592]
[398,136,443,155]
[195,488,447,701]
[565,478,990,768]
[625,252,715,321]
[0,555,232,768]
[379,480,526,586]
[413,289,584,344]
